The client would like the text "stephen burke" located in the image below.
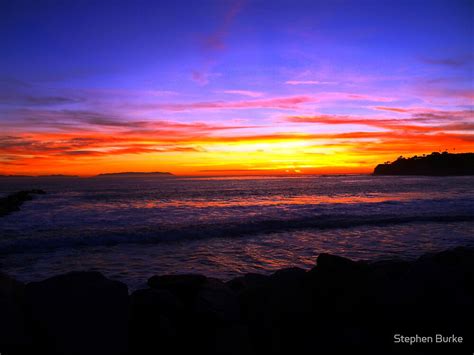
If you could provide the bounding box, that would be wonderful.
[394,334,463,345]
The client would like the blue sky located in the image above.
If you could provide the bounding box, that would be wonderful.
[0,0,472,175]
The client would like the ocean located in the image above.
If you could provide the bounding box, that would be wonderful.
[1,175,473,290]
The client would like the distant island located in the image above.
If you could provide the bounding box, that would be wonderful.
[94,172,174,178]
[0,174,79,178]
[373,152,474,176]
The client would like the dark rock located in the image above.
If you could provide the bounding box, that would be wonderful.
[195,278,240,323]
[267,267,310,315]
[0,271,24,299]
[416,246,474,270]
[364,259,412,306]
[131,288,184,320]
[0,272,31,354]
[147,274,207,306]
[308,253,367,304]
[369,259,410,275]
[306,254,372,342]
[226,273,270,293]
[238,268,314,355]
[3,247,474,355]
[270,267,307,283]
[407,247,474,324]
[315,253,364,273]
[147,273,207,289]
[28,189,46,195]
[212,325,255,355]
[0,189,46,217]
[365,249,474,354]
[130,288,184,355]
[25,271,129,355]
[138,274,241,354]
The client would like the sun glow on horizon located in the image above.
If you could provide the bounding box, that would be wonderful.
[0,0,472,176]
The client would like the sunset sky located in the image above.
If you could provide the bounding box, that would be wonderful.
[1,0,473,176]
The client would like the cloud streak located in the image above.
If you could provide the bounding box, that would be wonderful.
[155,96,314,111]
[421,55,472,67]
[287,109,474,131]
[219,90,264,97]
[285,80,335,85]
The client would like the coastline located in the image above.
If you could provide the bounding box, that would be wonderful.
[0,190,46,217]
[1,246,472,355]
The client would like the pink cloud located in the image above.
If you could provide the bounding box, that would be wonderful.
[192,0,245,85]
[373,106,411,113]
[202,0,245,51]
[156,96,314,111]
[314,92,394,103]
[285,80,335,85]
[138,92,394,112]
[220,90,264,98]
[286,109,474,132]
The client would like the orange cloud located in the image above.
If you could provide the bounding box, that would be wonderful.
[1,107,472,176]
[373,106,411,113]
[287,109,473,130]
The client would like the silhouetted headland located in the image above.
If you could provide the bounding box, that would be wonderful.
[95,172,174,178]
[0,190,46,217]
[373,152,474,176]
[1,247,472,355]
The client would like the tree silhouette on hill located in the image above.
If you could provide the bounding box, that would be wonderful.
[373,152,474,175]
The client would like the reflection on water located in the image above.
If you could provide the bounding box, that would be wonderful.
[2,221,473,290]
[134,191,447,209]
[0,175,473,288]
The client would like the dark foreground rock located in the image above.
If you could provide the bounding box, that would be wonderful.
[132,274,242,354]
[1,247,473,355]
[0,273,30,355]
[0,189,46,217]
[26,272,129,355]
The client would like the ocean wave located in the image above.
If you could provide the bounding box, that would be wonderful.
[1,213,473,254]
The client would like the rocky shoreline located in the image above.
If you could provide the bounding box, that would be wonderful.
[1,247,473,355]
[0,189,46,217]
